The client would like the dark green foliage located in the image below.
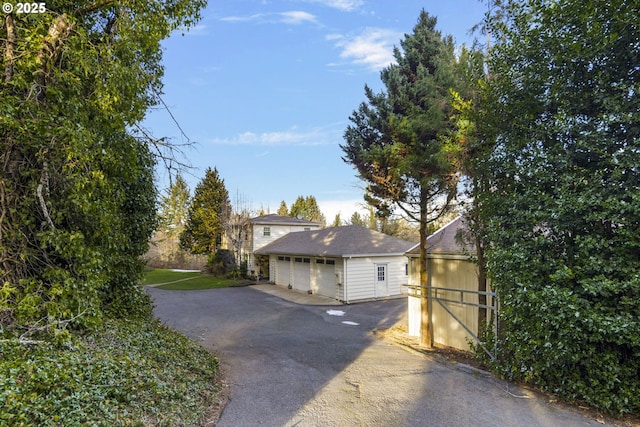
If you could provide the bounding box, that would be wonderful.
[0,1,206,331]
[342,10,466,346]
[180,167,230,255]
[207,249,237,276]
[0,318,221,425]
[341,10,461,225]
[288,195,326,225]
[481,0,640,414]
[158,174,191,236]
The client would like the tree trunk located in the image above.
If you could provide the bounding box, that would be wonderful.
[4,14,16,82]
[419,187,433,347]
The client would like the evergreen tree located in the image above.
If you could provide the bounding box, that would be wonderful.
[349,211,367,227]
[289,195,326,225]
[180,168,230,255]
[158,174,191,236]
[331,213,342,227]
[342,10,462,346]
[277,200,288,216]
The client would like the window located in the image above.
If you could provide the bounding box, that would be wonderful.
[303,258,310,263]
[316,259,325,264]
[377,265,386,282]
[405,263,409,276]
[326,259,335,265]
[278,256,291,262]
[304,227,311,231]
[295,257,303,263]
[263,227,271,236]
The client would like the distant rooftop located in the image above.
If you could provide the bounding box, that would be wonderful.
[255,225,416,258]
[250,214,321,226]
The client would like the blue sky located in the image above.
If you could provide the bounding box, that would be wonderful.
[143,0,487,221]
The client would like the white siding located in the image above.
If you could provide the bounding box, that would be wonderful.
[252,224,318,279]
[344,256,407,302]
[252,224,318,252]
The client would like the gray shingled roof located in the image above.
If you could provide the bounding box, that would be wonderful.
[254,225,416,257]
[250,214,320,227]
[407,216,475,256]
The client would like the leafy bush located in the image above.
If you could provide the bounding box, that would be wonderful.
[207,249,236,276]
[0,318,222,426]
[476,0,640,415]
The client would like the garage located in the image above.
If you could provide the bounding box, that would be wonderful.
[292,257,311,291]
[314,259,337,299]
[255,225,415,303]
[275,256,291,287]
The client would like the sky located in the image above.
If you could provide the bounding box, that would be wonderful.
[142,0,488,221]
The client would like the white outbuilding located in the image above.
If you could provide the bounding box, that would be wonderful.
[254,225,415,303]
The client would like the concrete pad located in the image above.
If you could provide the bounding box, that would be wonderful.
[250,284,343,306]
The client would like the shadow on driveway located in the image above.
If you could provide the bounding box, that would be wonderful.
[147,286,614,427]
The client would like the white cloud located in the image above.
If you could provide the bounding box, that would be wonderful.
[208,125,340,146]
[305,0,363,12]
[220,13,264,23]
[279,11,317,25]
[221,11,317,25]
[328,27,401,71]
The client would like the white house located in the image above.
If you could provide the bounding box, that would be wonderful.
[254,225,416,303]
[245,214,321,277]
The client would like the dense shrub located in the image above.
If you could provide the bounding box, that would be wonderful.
[207,249,236,276]
[0,318,222,426]
[478,0,640,414]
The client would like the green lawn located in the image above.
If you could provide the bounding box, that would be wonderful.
[144,269,251,290]
[142,268,201,285]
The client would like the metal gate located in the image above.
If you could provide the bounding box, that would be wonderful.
[404,285,498,360]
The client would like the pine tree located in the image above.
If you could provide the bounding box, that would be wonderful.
[331,213,342,227]
[341,10,462,346]
[277,200,288,216]
[158,174,191,236]
[180,168,230,255]
[289,195,326,225]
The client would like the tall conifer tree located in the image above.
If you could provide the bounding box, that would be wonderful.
[180,168,230,255]
[341,10,462,346]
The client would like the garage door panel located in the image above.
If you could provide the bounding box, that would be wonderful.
[276,258,290,286]
[293,257,311,291]
[316,260,336,299]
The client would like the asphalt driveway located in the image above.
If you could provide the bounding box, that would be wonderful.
[148,285,612,427]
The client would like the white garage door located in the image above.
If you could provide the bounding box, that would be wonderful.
[315,259,336,299]
[293,257,311,292]
[276,256,291,286]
